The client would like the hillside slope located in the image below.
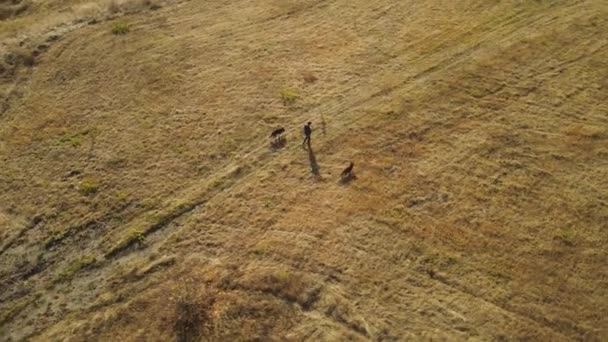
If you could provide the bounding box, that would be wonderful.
[1,0,607,340]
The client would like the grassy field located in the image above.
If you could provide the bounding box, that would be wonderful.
[1,0,607,340]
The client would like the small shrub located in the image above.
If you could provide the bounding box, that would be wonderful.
[280,88,298,106]
[4,50,35,67]
[114,191,129,201]
[106,229,146,257]
[59,129,92,147]
[59,132,83,147]
[78,180,99,195]
[130,229,145,244]
[242,268,318,308]
[171,279,215,342]
[273,269,291,282]
[111,22,130,35]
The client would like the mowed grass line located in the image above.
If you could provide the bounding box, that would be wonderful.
[103,163,250,258]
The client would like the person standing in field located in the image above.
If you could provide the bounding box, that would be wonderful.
[302,121,312,149]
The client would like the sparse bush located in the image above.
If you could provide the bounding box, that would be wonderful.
[171,279,216,342]
[111,22,130,35]
[114,191,129,201]
[240,268,319,309]
[130,229,145,244]
[105,229,146,258]
[59,128,93,148]
[280,88,298,106]
[4,50,35,68]
[78,180,99,195]
[59,132,83,147]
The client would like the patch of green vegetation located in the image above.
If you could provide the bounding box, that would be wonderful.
[54,256,98,283]
[273,269,291,282]
[78,179,99,195]
[45,230,69,249]
[111,22,130,35]
[105,229,147,258]
[130,229,146,244]
[114,191,129,202]
[106,197,205,258]
[175,200,194,212]
[280,88,299,106]
[45,216,105,249]
[59,132,84,147]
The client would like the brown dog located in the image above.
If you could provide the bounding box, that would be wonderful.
[341,162,354,177]
[270,127,285,138]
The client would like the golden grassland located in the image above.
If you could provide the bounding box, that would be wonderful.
[1,0,607,340]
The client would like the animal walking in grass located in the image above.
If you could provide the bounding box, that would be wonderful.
[270,127,286,149]
[270,127,285,140]
[341,162,354,178]
[302,121,312,149]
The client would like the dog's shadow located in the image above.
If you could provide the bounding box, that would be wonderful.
[270,136,286,150]
[339,172,356,185]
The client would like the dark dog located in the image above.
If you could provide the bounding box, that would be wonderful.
[270,127,285,138]
[341,162,354,177]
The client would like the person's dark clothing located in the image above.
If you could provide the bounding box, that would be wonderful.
[302,123,312,147]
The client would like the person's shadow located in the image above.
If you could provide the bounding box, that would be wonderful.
[307,143,320,176]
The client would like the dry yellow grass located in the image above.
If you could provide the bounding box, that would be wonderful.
[1,0,607,340]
